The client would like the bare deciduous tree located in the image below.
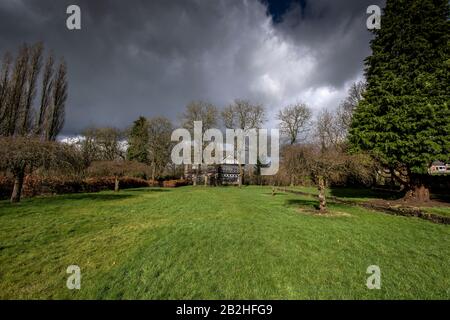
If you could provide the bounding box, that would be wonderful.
[278,102,312,145]
[181,101,218,132]
[315,109,345,151]
[0,43,68,202]
[280,144,312,186]
[222,99,265,130]
[20,43,43,135]
[0,137,79,202]
[336,81,366,134]
[0,53,12,133]
[4,44,29,136]
[80,127,125,163]
[77,129,98,167]
[35,54,54,136]
[307,147,374,213]
[46,60,67,141]
[0,43,67,140]
[180,101,219,182]
[221,99,266,186]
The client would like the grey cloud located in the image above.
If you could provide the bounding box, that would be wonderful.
[277,0,385,87]
[0,0,384,135]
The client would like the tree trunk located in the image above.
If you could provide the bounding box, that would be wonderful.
[318,176,327,213]
[10,169,25,203]
[238,164,243,187]
[404,174,430,202]
[151,163,156,181]
[114,177,120,192]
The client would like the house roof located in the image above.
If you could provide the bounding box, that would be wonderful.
[222,154,238,164]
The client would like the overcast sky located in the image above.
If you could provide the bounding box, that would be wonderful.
[0,0,385,135]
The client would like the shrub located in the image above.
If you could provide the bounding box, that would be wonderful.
[162,179,187,188]
[0,176,13,199]
[148,179,162,187]
[118,177,150,189]
[0,175,152,199]
[80,176,150,192]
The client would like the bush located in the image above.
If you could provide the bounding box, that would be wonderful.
[0,176,13,199]
[23,176,85,196]
[148,179,162,187]
[117,177,150,189]
[0,175,152,199]
[162,179,187,188]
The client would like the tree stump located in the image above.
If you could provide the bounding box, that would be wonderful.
[318,176,327,213]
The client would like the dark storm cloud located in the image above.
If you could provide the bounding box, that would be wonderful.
[274,0,385,87]
[0,0,384,135]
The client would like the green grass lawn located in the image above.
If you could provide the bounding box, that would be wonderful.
[0,186,449,299]
[422,207,450,217]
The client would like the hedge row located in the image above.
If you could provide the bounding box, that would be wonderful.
[162,179,187,188]
[0,176,188,199]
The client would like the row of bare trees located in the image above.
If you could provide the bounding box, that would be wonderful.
[0,42,68,202]
[121,87,372,202]
[0,42,67,140]
[0,41,370,209]
[273,81,374,212]
[124,100,268,186]
[180,99,266,186]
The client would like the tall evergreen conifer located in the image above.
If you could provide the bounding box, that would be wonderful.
[350,0,449,201]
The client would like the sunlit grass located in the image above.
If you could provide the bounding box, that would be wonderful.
[0,186,449,299]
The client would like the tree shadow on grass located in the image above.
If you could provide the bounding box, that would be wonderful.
[285,198,356,216]
[285,198,320,210]
[0,193,136,210]
[329,187,449,204]
[329,187,404,201]
[65,193,137,201]
[124,188,171,193]
[262,192,287,196]
[0,188,171,207]
[430,193,450,204]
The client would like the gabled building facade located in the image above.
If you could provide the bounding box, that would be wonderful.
[183,155,242,185]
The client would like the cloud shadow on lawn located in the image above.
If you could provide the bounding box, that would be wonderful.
[65,193,136,201]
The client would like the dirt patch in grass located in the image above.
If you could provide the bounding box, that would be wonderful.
[362,200,450,224]
[280,187,450,224]
[297,207,352,217]
[369,198,450,208]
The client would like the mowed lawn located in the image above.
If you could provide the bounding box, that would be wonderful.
[0,186,449,299]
